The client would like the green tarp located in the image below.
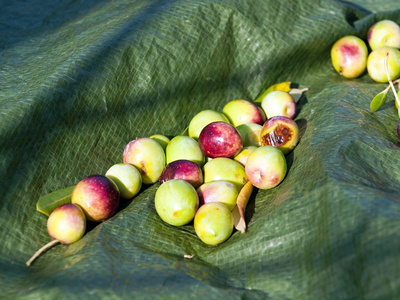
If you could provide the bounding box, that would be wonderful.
[1,0,400,299]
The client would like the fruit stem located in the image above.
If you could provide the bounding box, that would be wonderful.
[26,239,60,266]
[383,52,400,117]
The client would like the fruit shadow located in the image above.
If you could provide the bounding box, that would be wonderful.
[243,186,259,230]
[286,118,307,175]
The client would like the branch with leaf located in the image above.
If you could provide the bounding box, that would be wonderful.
[370,52,400,138]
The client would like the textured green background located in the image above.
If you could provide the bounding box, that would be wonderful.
[1,0,400,299]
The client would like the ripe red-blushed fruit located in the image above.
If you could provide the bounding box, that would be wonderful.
[198,121,242,158]
[159,159,203,189]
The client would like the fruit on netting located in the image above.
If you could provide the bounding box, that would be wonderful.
[236,123,262,147]
[197,180,238,211]
[245,146,287,190]
[368,20,400,51]
[331,35,368,79]
[150,134,170,151]
[194,202,234,245]
[234,146,258,166]
[105,163,142,199]
[123,137,166,184]
[254,81,292,103]
[198,121,243,158]
[154,179,199,226]
[188,110,230,140]
[71,175,120,222]
[367,46,400,83]
[26,203,86,266]
[260,116,299,155]
[159,159,203,189]
[203,157,247,190]
[261,90,297,119]
[47,203,86,244]
[222,99,266,127]
[166,135,205,167]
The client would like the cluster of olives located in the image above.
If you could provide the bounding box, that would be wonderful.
[331,20,400,82]
[331,19,400,137]
[27,82,306,265]
[121,85,304,246]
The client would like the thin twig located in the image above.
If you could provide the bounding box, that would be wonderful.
[26,239,60,266]
[384,52,400,117]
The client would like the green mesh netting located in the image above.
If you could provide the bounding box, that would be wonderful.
[1,0,400,299]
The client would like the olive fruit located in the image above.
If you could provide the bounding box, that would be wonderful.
[331,35,368,79]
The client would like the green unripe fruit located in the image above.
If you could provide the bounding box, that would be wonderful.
[155,179,199,226]
[194,202,233,245]
[367,46,400,83]
[368,20,400,51]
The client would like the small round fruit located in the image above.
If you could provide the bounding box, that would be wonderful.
[106,163,142,199]
[222,99,266,127]
[123,137,166,184]
[198,121,243,158]
[194,202,234,245]
[331,35,368,78]
[47,204,86,244]
[368,20,400,51]
[260,116,299,155]
[166,135,205,167]
[236,123,262,147]
[188,110,230,140]
[203,157,247,190]
[245,146,287,190]
[234,146,258,166]
[71,175,120,222]
[197,180,238,211]
[367,46,400,83]
[159,159,203,189]
[155,179,199,226]
[261,90,296,119]
[150,134,170,150]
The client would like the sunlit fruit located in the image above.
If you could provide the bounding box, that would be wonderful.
[261,90,296,119]
[368,20,400,51]
[198,121,243,158]
[222,99,266,127]
[154,179,199,226]
[245,146,287,190]
[166,135,205,167]
[260,116,299,155]
[234,146,258,166]
[123,137,166,184]
[203,157,247,190]
[194,202,234,245]
[236,123,262,147]
[150,134,170,150]
[26,203,87,266]
[367,46,400,82]
[331,35,368,78]
[188,110,230,140]
[197,180,238,211]
[71,175,120,222]
[105,163,142,199]
[159,159,203,189]
[47,203,86,244]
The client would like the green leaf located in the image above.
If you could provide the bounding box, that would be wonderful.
[370,87,389,112]
[36,186,75,216]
